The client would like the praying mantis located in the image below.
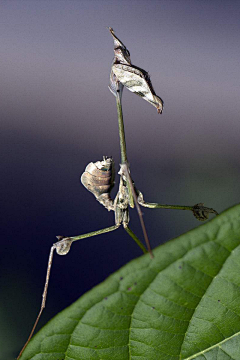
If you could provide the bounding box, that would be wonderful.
[17,27,218,359]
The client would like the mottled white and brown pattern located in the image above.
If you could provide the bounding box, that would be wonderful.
[108,27,164,114]
[112,63,164,114]
[81,157,115,211]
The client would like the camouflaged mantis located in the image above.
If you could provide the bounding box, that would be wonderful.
[17,28,218,360]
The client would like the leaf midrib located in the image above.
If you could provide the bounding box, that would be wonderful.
[184,329,240,360]
[179,240,240,359]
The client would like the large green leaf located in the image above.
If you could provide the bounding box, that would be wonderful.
[20,205,240,360]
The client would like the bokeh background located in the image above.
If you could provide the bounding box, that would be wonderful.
[1,1,240,358]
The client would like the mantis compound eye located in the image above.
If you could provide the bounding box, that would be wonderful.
[55,236,73,255]
[80,156,115,211]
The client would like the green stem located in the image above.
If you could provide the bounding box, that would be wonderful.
[124,225,148,254]
[116,92,128,164]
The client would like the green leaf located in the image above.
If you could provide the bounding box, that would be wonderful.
[20,205,240,360]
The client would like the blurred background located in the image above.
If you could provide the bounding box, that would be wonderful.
[1,1,240,358]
